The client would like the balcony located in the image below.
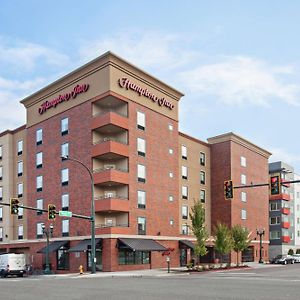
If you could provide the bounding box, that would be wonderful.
[269,193,290,201]
[95,211,129,234]
[282,235,291,243]
[92,139,129,159]
[95,224,131,235]
[282,207,290,215]
[281,179,290,187]
[282,222,290,229]
[93,168,129,186]
[95,196,129,212]
[92,111,128,132]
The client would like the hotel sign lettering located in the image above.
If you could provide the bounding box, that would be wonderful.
[38,83,89,115]
[118,77,174,110]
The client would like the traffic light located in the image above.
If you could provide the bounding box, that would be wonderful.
[224,180,234,200]
[270,175,281,195]
[10,198,19,215]
[48,204,56,220]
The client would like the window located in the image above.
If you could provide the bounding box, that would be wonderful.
[168,124,173,131]
[241,209,247,220]
[181,145,187,160]
[17,161,23,176]
[270,217,280,225]
[200,190,206,203]
[0,207,2,221]
[61,118,69,136]
[119,250,150,265]
[241,192,247,202]
[270,231,281,240]
[57,245,69,270]
[169,148,173,155]
[137,164,146,183]
[61,168,69,186]
[169,195,174,202]
[17,140,23,156]
[0,186,2,200]
[17,183,23,197]
[62,219,69,237]
[18,225,23,239]
[182,224,188,235]
[200,171,205,184]
[36,129,43,145]
[36,175,43,192]
[241,174,246,185]
[137,111,145,130]
[137,138,146,157]
[137,217,146,235]
[37,199,43,215]
[0,145,2,159]
[37,223,43,238]
[182,166,188,179]
[61,143,69,159]
[137,191,146,209]
[62,194,69,211]
[170,219,174,226]
[241,156,247,167]
[169,172,173,178]
[182,186,188,199]
[182,206,188,220]
[270,202,280,211]
[36,152,43,168]
[0,166,3,180]
[0,227,3,241]
[200,152,205,166]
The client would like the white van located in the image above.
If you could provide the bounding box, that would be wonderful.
[0,253,26,277]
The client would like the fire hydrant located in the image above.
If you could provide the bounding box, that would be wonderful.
[79,265,84,275]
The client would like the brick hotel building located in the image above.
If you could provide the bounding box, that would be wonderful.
[0,52,271,272]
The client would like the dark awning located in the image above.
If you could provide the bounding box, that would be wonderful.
[118,238,167,251]
[179,240,195,250]
[37,240,69,253]
[68,238,102,252]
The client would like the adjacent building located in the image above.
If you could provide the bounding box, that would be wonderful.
[0,51,271,272]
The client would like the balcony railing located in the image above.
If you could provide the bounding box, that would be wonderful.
[93,167,128,174]
[93,137,128,146]
[96,223,129,228]
[93,110,127,118]
[94,195,128,201]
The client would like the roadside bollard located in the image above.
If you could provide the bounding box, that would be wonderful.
[79,265,84,275]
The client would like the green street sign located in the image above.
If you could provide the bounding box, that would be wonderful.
[59,210,72,218]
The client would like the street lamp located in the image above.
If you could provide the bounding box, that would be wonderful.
[61,155,96,274]
[256,228,265,264]
[42,223,54,274]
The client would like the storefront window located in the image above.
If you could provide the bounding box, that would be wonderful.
[118,250,150,265]
[57,245,69,270]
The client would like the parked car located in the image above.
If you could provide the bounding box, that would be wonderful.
[271,254,295,265]
[292,254,300,263]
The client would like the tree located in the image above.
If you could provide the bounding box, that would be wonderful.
[189,201,209,264]
[231,224,250,266]
[214,223,233,266]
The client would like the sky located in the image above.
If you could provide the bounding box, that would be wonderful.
[1,1,300,173]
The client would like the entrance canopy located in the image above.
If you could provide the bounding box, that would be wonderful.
[37,240,68,253]
[179,240,195,250]
[68,238,102,252]
[118,238,167,251]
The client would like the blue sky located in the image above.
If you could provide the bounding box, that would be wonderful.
[1,1,300,172]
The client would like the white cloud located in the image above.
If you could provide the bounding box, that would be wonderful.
[179,56,300,106]
[269,147,300,166]
[0,37,70,71]
[78,31,199,70]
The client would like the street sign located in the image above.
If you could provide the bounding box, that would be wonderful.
[59,210,72,217]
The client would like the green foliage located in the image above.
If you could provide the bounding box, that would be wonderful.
[214,223,233,263]
[189,201,209,261]
[231,224,250,265]
[288,248,294,255]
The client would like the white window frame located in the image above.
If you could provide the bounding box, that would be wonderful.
[36,175,43,191]
[17,161,23,176]
[137,138,146,156]
[61,143,69,158]
[61,168,69,185]
[36,152,43,168]
[62,194,69,210]
[200,189,206,203]
[37,199,43,215]
[17,140,23,155]
[37,222,43,237]
[241,209,247,220]
[182,166,188,179]
[137,190,146,209]
[182,205,188,219]
[241,174,247,185]
[182,186,188,199]
[241,191,247,202]
[61,117,69,135]
[137,164,146,182]
[0,166,2,179]
[17,183,23,197]
[200,152,205,166]
[181,145,187,159]
[36,129,43,145]
[241,156,247,167]
[18,225,23,239]
[62,219,69,236]
[137,111,145,130]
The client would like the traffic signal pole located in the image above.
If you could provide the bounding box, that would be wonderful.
[233,179,300,190]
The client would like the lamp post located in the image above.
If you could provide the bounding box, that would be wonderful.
[62,155,96,274]
[42,223,54,274]
[256,228,265,264]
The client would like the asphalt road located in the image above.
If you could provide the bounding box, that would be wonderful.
[1,264,300,300]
